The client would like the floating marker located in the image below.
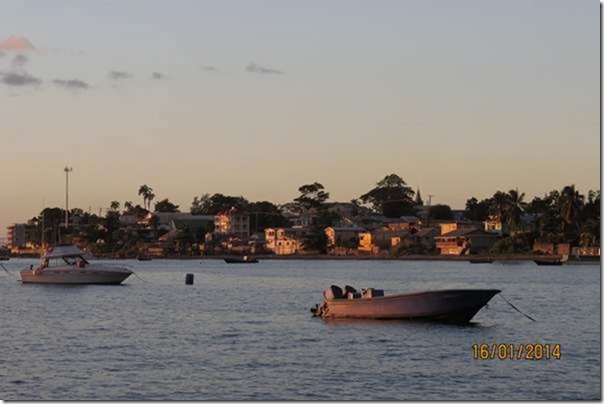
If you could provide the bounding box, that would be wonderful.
[185,273,194,285]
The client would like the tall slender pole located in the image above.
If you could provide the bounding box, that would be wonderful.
[64,166,73,228]
[427,194,434,226]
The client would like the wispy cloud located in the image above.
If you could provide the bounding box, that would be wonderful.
[108,70,133,80]
[200,65,217,72]
[0,36,35,52]
[151,72,165,80]
[245,62,283,75]
[52,78,90,90]
[0,71,42,86]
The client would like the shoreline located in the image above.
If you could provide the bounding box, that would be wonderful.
[97,254,564,261]
[9,254,594,262]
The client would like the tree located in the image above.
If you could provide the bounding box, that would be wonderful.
[359,174,415,218]
[505,189,526,232]
[109,200,120,213]
[528,191,563,243]
[190,195,209,215]
[464,197,491,221]
[429,204,453,220]
[38,207,66,245]
[190,193,249,215]
[154,198,180,213]
[558,185,584,245]
[294,182,329,210]
[489,191,509,222]
[147,191,156,211]
[247,201,289,233]
[580,190,600,246]
[123,201,134,213]
[138,185,154,211]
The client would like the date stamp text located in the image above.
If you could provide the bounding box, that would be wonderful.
[471,343,562,360]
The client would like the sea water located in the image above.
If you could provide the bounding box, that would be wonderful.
[0,259,600,400]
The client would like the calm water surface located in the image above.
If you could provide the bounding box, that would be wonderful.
[0,259,600,400]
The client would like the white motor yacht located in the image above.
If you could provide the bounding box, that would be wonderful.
[20,245,132,285]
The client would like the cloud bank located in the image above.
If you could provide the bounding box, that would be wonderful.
[0,71,42,86]
[245,62,282,75]
[53,79,90,90]
[108,70,133,80]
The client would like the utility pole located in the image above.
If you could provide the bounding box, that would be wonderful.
[64,166,73,228]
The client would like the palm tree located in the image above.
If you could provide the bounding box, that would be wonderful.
[123,201,134,214]
[138,185,154,210]
[147,191,156,211]
[109,200,120,213]
[489,191,509,222]
[506,189,526,232]
[559,185,584,239]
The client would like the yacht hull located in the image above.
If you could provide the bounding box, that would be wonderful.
[20,267,132,285]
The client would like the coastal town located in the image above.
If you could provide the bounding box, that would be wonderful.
[3,174,600,261]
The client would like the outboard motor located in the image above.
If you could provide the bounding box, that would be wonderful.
[324,285,344,300]
[343,285,357,295]
[343,285,361,299]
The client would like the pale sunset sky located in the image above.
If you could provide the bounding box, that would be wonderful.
[0,0,600,237]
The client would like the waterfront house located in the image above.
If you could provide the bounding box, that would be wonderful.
[483,215,506,235]
[214,208,250,239]
[370,226,412,249]
[437,220,478,236]
[325,226,365,248]
[434,227,499,255]
[413,227,439,251]
[265,227,306,255]
[383,216,422,231]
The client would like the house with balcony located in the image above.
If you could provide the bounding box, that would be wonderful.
[434,227,500,255]
[214,208,250,239]
[264,227,306,255]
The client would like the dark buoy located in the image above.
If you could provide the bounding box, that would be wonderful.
[185,273,194,285]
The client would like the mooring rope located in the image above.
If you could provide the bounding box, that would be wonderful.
[0,263,20,280]
[131,271,149,283]
[121,264,150,283]
[499,294,536,322]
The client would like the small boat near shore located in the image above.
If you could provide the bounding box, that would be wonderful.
[20,245,132,285]
[534,259,563,266]
[224,256,259,264]
[469,258,493,264]
[311,285,500,323]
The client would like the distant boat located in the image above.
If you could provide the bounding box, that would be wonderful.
[20,245,132,285]
[312,285,500,323]
[534,259,563,266]
[137,254,152,261]
[224,256,259,264]
[0,255,9,261]
[469,258,493,264]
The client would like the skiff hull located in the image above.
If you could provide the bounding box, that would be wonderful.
[318,289,500,323]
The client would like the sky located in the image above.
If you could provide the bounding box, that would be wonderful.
[0,0,600,237]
